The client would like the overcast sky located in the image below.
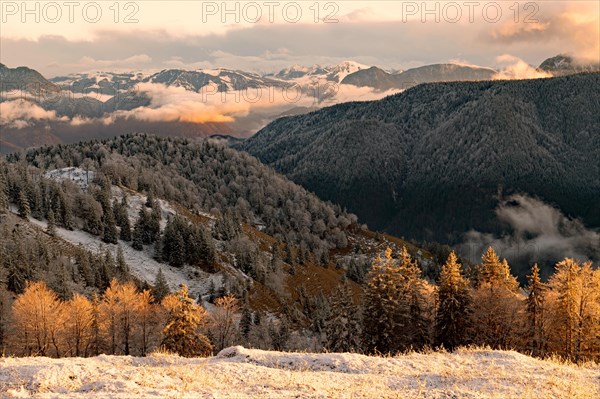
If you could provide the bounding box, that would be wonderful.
[1,1,598,77]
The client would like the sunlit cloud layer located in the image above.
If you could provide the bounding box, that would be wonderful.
[1,1,597,76]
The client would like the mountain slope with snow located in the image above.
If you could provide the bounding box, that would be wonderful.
[1,346,598,398]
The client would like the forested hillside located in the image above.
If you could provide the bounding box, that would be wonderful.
[238,73,600,247]
[0,134,598,363]
[0,134,433,355]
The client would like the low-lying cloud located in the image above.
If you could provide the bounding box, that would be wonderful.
[458,194,600,278]
[493,55,553,80]
[0,100,68,128]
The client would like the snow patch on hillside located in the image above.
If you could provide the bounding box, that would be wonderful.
[1,347,597,398]
[44,168,95,190]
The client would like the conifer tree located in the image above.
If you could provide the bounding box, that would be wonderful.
[77,250,95,287]
[57,189,74,230]
[102,205,119,244]
[170,231,186,267]
[17,189,30,219]
[116,245,129,279]
[114,197,132,242]
[160,285,213,357]
[7,262,28,294]
[145,190,155,208]
[153,235,163,262]
[326,280,361,352]
[435,251,472,350]
[526,264,547,357]
[148,200,161,243]
[397,246,430,349]
[46,208,57,236]
[239,307,253,339]
[549,259,600,361]
[131,222,144,251]
[362,248,401,354]
[152,269,170,303]
[478,247,518,291]
[472,247,523,349]
[0,173,8,214]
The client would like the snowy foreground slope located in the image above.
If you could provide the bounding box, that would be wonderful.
[1,347,598,399]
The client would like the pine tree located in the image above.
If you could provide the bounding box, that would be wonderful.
[133,208,152,245]
[325,281,361,352]
[17,189,30,219]
[116,245,129,279]
[362,248,401,354]
[131,222,144,251]
[435,251,472,350]
[147,200,161,243]
[7,262,27,294]
[57,189,74,230]
[239,307,253,339]
[526,264,547,357]
[549,259,600,361]
[46,208,57,236]
[160,285,213,357]
[397,246,430,349]
[170,231,186,268]
[152,269,170,303]
[145,190,155,208]
[478,247,518,291]
[472,247,523,349]
[77,250,95,287]
[0,173,8,214]
[153,235,163,262]
[114,197,132,242]
[102,205,119,244]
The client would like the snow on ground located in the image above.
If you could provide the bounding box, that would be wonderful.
[25,215,212,298]
[13,175,220,297]
[1,346,598,398]
[44,168,95,190]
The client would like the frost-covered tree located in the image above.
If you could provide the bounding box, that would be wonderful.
[64,293,94,357]
[549,259,600,361]
[209,295,240,352]
[161,285,213,357]
[362,248,401,354]
[325,280,361,352]
[102,204,119,244]
[152,269,170,303]
[11,281,65,357]
[131,222,144,251]
[472,247,523,349]
[526,264,548,356]
[435,251,471,350]
[17,189,30,219]
[46,208,57,236]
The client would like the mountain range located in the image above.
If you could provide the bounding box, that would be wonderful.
[237,73,600,268]
[1,55,598,154]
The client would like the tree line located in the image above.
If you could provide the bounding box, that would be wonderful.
[352,246,600,362]
[1,245,598,362]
